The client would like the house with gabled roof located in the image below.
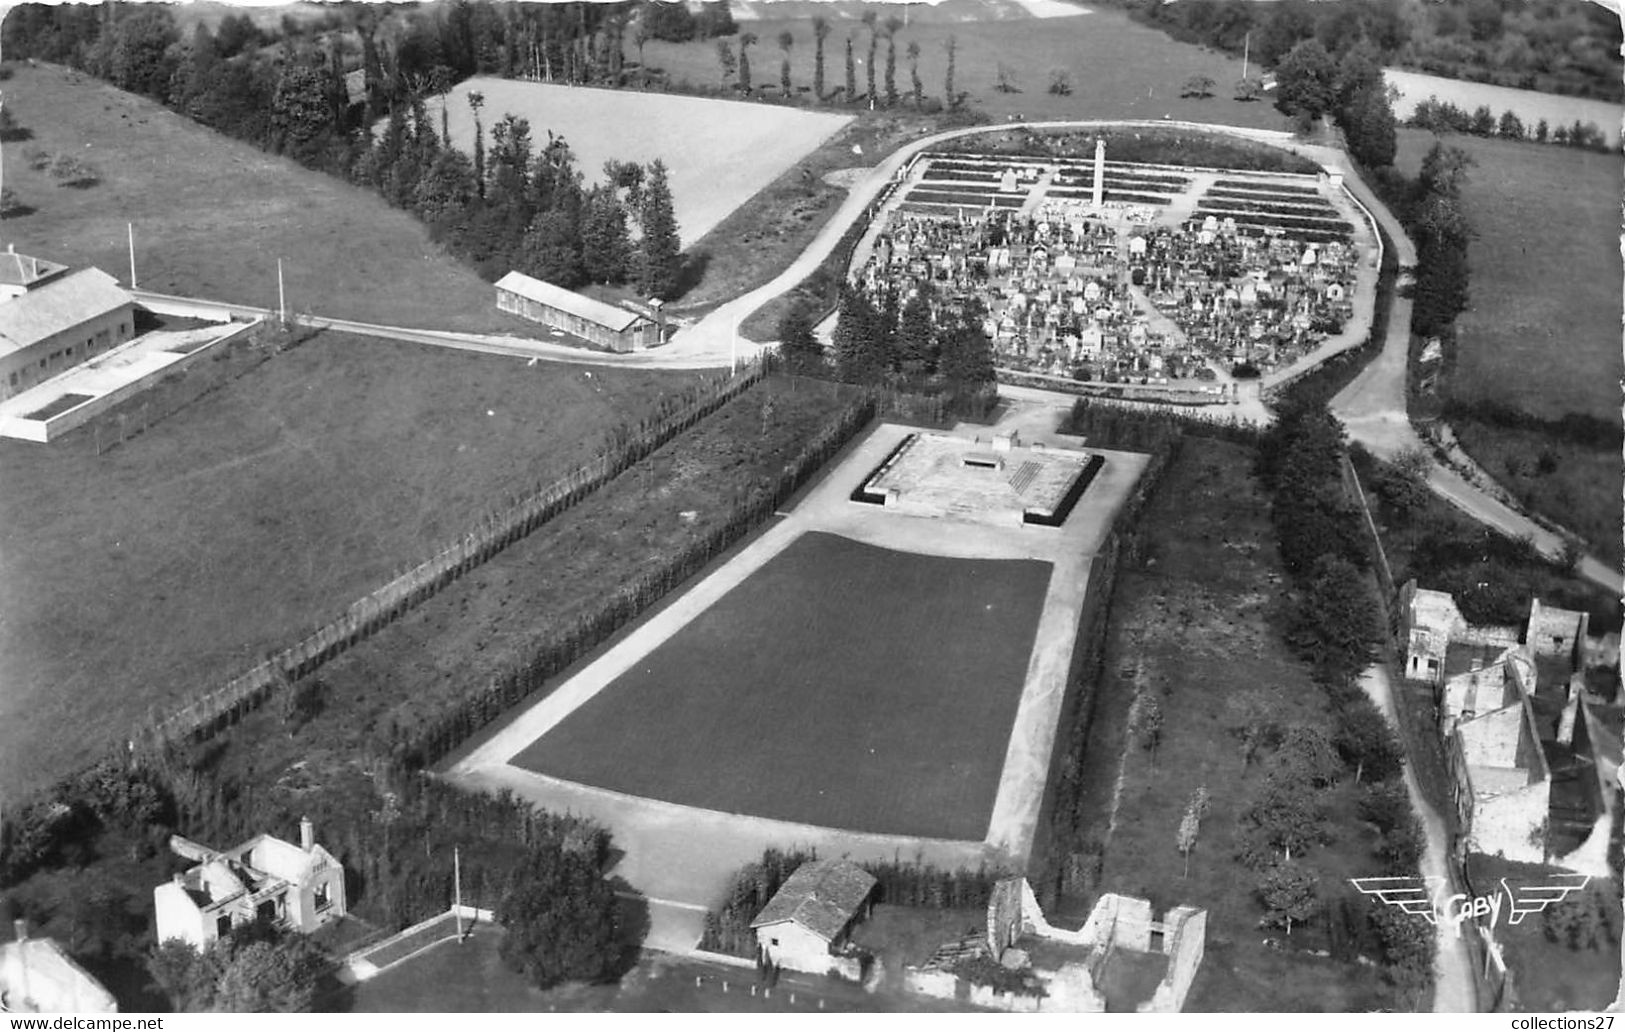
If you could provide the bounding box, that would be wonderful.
[749,859,875,977]
[153,817,346,949]
[0,248,135,401]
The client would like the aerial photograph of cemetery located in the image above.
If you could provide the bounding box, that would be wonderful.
[0,0,1621,1015]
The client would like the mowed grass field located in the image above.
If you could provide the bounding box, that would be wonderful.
[638,6,1291,131]
[418,79,853,248]
[1,63,524,332]
[0,332,685,792]
[1395,129,1622,422]
[513,530,1052,840]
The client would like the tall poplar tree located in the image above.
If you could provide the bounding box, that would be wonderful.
[844,34,856,101]
[812,16,829,99]
[637,159,681,299]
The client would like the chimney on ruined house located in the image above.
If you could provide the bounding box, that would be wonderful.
[299,816,314,853]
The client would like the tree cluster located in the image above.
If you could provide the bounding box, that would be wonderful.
[147,922,331,1013]
[5,3,683,296]
[642,1,737,44]
[1271,38,1396,170]
[1127,0,1619,104]
[498,839,626,990]
[827,283,996,414]
[1407,141,1473,339]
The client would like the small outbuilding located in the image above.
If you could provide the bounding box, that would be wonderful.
[750,859,876,976]
[494,271,663,352]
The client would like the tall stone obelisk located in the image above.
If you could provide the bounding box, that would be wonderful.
[1092,138,1105,209]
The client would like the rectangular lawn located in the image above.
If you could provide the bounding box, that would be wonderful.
[512,530,1052,840]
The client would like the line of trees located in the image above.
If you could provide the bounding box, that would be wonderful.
[394,382,877,772]
[1406,140,1474,341]
[1408,97,1610,152]
[141,365,762,754]
[1256,394,1383,682]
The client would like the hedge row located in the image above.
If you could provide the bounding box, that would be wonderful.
[146,364,769,751]
[397,390,880,770]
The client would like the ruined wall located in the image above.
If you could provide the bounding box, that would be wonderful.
[1138,906,1207,1013]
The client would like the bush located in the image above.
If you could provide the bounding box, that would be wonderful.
[498,841,625,990]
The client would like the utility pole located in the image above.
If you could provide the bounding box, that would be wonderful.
[277,258,287,328]
[453,846,465,942]
[128,223,137,289]
[731,316,739,375]
[1242,32,1250,82]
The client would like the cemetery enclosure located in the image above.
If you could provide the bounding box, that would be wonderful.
[414,79,853,248]
[511,530,1053,840]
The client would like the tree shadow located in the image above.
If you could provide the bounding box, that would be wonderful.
[0,126,33,142]
[1,204,36,219]
[606,875,651,980]
[670,249,710,301]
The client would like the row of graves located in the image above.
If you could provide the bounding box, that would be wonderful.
[898,154,1195,220]
[860,157,1364,382]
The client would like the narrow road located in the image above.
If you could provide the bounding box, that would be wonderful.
[1356,664,1480,1013]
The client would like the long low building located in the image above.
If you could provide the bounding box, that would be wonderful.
[495,271,664,353]
[0,250,136,402]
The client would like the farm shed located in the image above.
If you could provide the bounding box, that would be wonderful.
[0,250,135,402]
[750,860,876,976]
[494,271,663,352]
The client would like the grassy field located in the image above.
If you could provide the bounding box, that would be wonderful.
[0,330,685,792]
[638,6,1292,131]
[1061,436,1390,1012]
[1448,419,1622,567]
[416,79,852,250]
[513,530,1052,839]
[1,63,531,332]
[1392,129,1622,561]
[679,110,940,314]
[1394,129,1622,423]
[204,376,860,796]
